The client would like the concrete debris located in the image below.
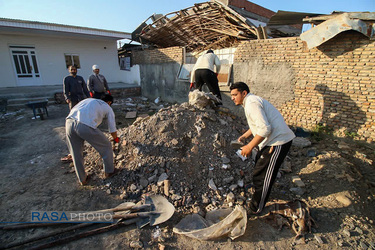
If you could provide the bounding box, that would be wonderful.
[292,137,312,148]
[77,97,375,246]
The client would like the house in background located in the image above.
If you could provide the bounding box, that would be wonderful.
[0,18,140,88]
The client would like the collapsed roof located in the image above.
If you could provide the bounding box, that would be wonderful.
[131,0,302,52]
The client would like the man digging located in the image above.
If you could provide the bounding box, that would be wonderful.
[65,94,120,185]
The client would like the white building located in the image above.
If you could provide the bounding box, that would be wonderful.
[0,18,140,87]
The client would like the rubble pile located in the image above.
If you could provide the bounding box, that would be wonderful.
[80,94,375,247]
[84,98,256,214]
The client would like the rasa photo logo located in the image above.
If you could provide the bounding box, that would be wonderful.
[31,211,113,223]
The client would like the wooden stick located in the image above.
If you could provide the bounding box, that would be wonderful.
[2,223,93,249]
[28,219,138,250]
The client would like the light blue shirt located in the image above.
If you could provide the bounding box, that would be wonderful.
[243,93,295,149]
[67,98,117,133]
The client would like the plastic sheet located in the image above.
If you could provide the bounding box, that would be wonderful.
[173,206,247,240]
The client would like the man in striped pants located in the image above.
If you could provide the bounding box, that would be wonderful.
[230,82,295,214]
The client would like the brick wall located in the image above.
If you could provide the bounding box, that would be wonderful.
[133,47,183,65]
[234,31,375,142]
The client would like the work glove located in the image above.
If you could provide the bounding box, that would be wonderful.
[189,82,195,90]
[89,92,94,98]
[107,90,111,95]
[114,137,120,144]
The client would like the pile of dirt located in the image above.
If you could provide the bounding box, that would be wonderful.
[83,100,252,214]
[78,95,375,247]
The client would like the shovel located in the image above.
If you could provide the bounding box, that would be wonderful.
[5,195,174,249]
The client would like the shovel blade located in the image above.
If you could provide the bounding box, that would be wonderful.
[145,195,175,226]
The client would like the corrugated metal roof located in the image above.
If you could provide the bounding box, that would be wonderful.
[300,12,375,49]
[0,18,131,39]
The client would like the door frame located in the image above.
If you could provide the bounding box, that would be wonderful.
[9,45,42,86]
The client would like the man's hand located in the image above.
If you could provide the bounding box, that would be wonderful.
[240,144,253,157]
[189,82,195,90]
[66,99,71,104]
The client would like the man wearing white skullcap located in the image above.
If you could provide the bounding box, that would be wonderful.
[87,65,110,99]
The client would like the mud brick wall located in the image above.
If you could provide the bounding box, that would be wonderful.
[233,31,375,143]
[133,47,184,65]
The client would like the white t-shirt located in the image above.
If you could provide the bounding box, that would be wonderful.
[243,93,295,149]
[190,52,221,82]
[67,98,117,133]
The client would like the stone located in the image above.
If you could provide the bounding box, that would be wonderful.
[280,160,292,172]
[359,241,368,249]
[290,187,305,196]
[130,184,137,192]
[355,227,363,234]
[222,157,230,164]
[223,176,234,184]
[171,194,182,201]
[342,229,351,237]
[157,173,168,186]
[307,149,317,157]
[292,176,306,187]
[148,175,157,183]
[140,177,148,188]
[314,235,324,244]
[229,184,238,191]
[227,192,235,203]
[129,241,143,249]
[202,194,210,204]
[237,179,244,187]
[125,111,137,119]
[336,194,352,206]
[208,179,217,190]
[292,137,311,148]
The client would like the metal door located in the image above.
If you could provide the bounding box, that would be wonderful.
[10,46,42,86]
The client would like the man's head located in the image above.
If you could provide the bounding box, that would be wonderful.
[207,49,214,54]
[92,64,100,74]
[69,65,77,76]
[101,94,114,106]
[230,82,250,105]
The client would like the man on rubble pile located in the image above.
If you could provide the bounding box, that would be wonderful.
[230,82,295,214]
[65,94,120,185]
[87,64,110,99]
[190,49,222,102]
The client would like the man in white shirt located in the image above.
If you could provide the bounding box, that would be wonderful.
[230,82,295,214]
[190,49,222,101]
[65,94,119,185]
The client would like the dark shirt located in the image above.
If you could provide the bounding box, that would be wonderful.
[63,75,90,103]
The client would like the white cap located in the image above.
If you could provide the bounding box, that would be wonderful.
[92,64,99,70]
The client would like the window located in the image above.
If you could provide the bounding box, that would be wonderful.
[64,54,80,68]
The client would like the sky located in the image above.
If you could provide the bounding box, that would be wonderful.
[0,0,374,34]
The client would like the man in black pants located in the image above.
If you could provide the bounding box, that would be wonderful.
[230,82,295,214]
[190,49,222,101]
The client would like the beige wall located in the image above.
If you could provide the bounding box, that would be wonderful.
[234,31,374,142]
[132,31,374,142]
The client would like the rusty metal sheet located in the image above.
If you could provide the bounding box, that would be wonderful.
[300,12,375,49]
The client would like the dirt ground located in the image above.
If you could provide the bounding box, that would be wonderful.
[0,97,374,250]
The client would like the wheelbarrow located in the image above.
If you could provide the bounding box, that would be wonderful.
[25,99,49,120]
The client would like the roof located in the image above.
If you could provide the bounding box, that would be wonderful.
[132,0,302,52]
[300,12,375,49]
[0,18,131,40]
